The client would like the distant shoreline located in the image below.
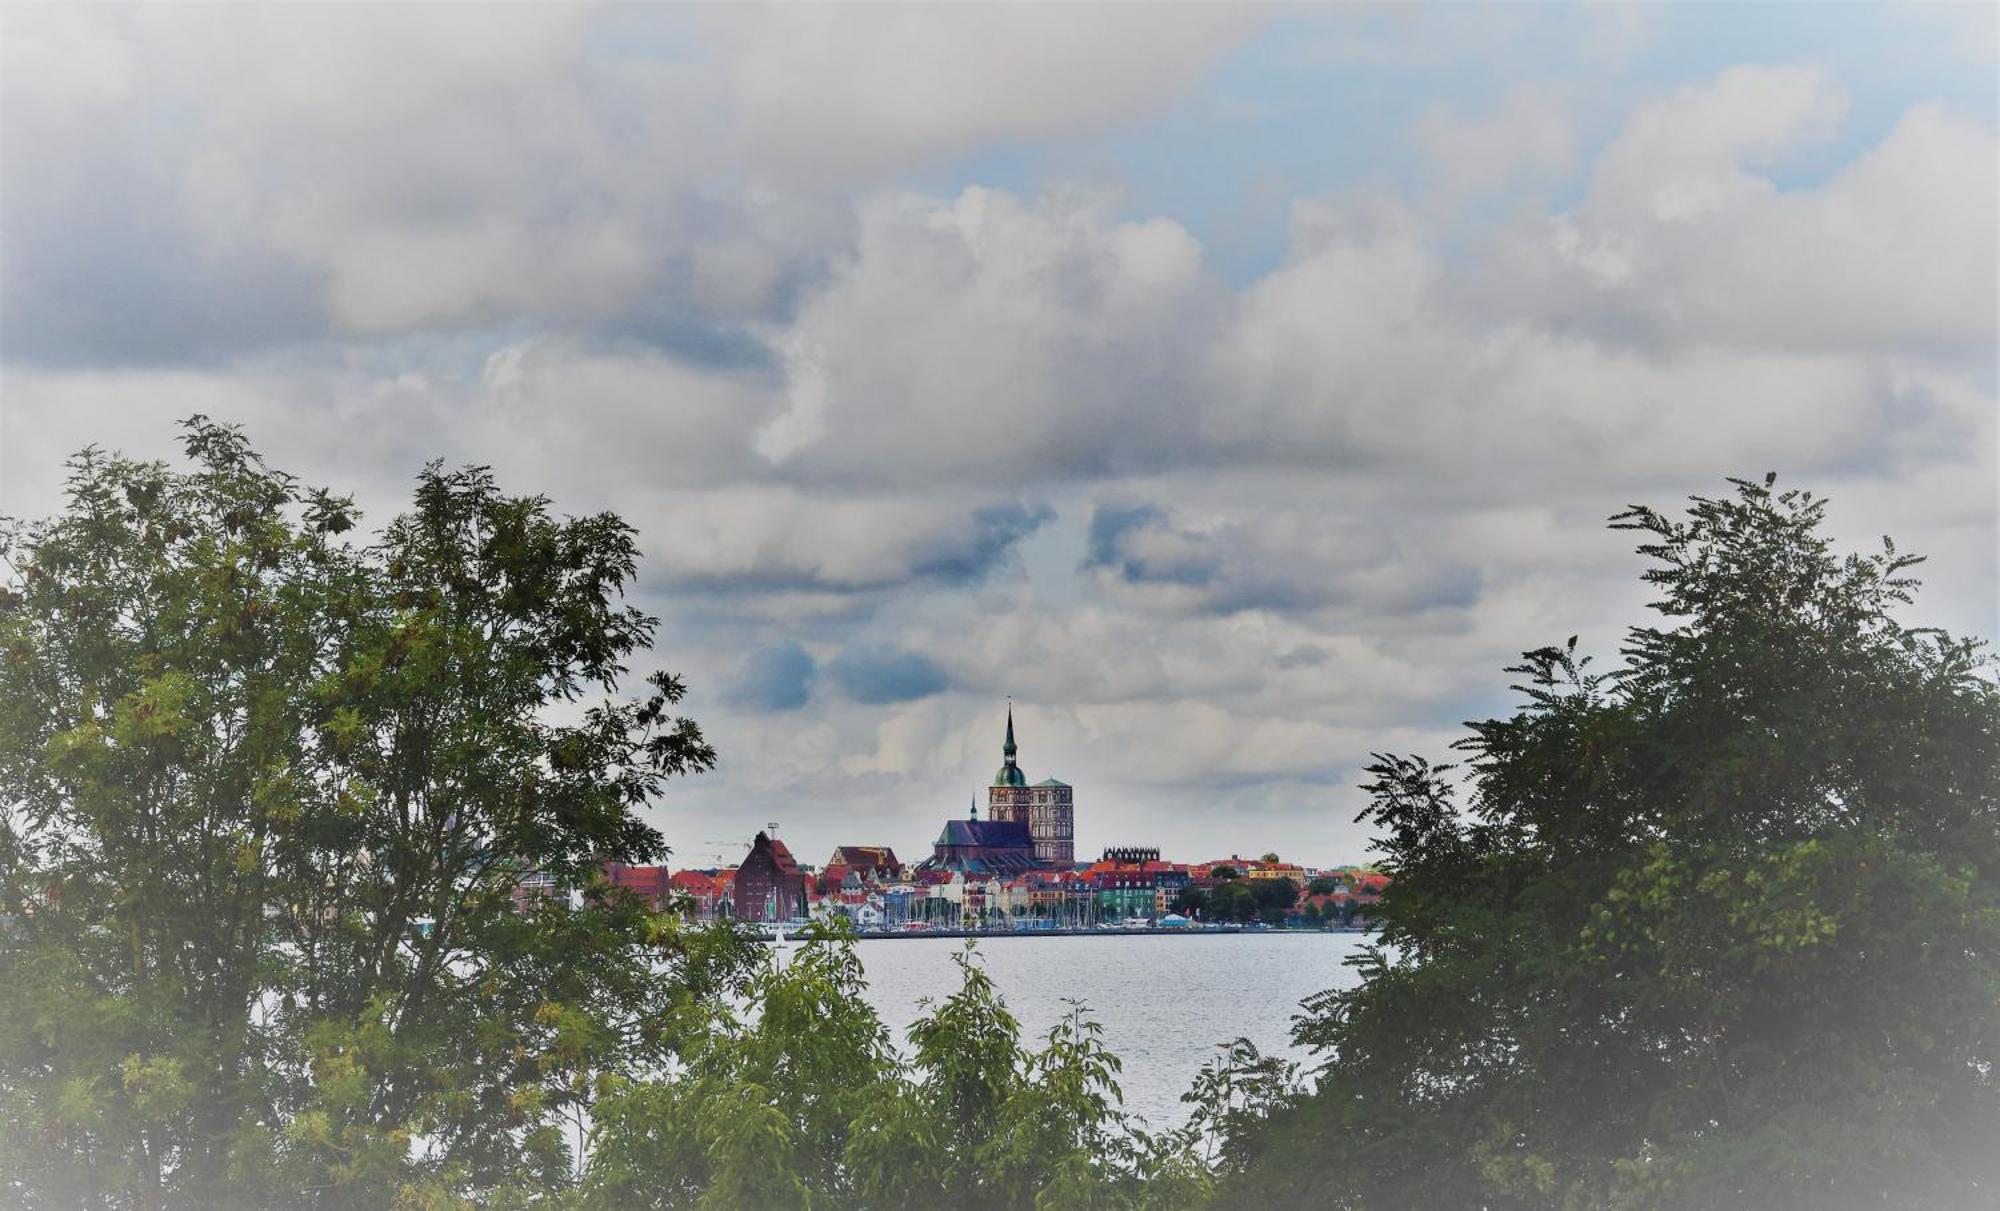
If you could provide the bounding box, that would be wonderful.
[750,926,1376,941]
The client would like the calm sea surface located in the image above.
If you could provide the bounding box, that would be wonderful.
[849,933,1371,1127]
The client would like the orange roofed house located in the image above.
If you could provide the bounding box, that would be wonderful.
[669,869,729,920]
[820,845,903,894]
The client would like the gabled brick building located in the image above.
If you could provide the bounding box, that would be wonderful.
[734,831,807,923]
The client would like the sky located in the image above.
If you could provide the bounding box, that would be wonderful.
[2,2,1994,870]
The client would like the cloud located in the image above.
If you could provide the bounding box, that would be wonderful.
[0,3,1253,364]
[911,503,1059,582]
[826,646,951,705]
[0,336,787,530]
[1,4,663,357]
[751,187,1223,486]
[1586,65,1846,221]
[1478,68,1998,355]
[715,4,1264,181]
[1417,85,1576,194]
[726,641,817,712]
[1085,503,1219,587]
[1082,499,1484,619]
[3,10,1992,871]
[637,489,1054,600]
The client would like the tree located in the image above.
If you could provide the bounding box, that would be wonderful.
[1205,881,1258,924]
[1257,852,1280,865]
[1248,878,1297,927]
[587,930,1216,1209]
[1170,886,1207,917]
[1220,477,2000,1209]
[1210,864,1240,881]
[1305,876,1338,897]
[585,922,897,1207]
[0,420,756,1208]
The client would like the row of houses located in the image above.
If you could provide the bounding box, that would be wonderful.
[546,834,1387,929]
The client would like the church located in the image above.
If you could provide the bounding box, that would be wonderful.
[915,708,1076,875]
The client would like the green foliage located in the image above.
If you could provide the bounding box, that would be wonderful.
[1194,878,1299,926]
[1250,878,1297,927]
[585,921,893,1209]
[0,420,758,1207]
[1204,881,1257,924]
[584,932,1220,1210]
[1179,1038,1302,1176]
[1221,477,2000,1209]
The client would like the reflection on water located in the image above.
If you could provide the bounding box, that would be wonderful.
[854,932,1372,1127]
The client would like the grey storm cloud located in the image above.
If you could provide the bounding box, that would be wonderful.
[825,645,951,705]
[725,641,816,712]
[646,495,1056,599]
[0,197,330,368]
[0,5,1252,369]
[909,502,1057,584]
[1084,499,1487,619]
[1084,503,1221,587]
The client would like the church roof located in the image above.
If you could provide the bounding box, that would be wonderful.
[916,816,1042,876]
[1033,777,1069,788]
[916,851,1043,876]
[934,818,1034,848]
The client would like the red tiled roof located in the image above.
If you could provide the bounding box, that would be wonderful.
[602,863,672,897]
[764,837,803,876]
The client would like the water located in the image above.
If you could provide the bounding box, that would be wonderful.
[851,932,1371,1127]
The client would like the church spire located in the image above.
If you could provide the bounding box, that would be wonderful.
[992,702,1027,790]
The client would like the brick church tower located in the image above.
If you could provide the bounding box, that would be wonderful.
[1028,776,1074,866]
[987,705,1031,824]
[986,707,1075,867]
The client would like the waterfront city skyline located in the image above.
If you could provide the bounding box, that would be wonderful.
[4,4,1992,868]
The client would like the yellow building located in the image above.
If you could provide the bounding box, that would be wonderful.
[1247,863,1307,884]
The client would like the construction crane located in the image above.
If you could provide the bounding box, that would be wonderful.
[657,839,743,870]
[665,828,783,870]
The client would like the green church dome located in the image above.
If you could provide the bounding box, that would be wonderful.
[993,764,1028,788]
